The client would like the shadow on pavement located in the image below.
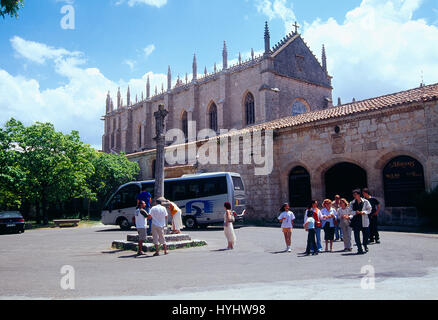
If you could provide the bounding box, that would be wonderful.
[269,250,289,254]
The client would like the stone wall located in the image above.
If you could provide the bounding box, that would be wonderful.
[127,100,437,228]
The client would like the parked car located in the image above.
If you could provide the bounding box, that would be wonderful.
[0,211,25,234]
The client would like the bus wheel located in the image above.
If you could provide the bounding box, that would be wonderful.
[118,217,131,231]
[184,216,197,229]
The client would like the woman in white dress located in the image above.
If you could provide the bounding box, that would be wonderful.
[223,202,236,250]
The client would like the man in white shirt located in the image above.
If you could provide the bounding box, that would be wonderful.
[149,198,169,256]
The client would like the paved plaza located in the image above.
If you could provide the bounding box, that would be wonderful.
[0,224,437,300]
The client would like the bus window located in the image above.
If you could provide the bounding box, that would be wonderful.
[187,179,202,199]
[232,176,244,191]
[111,184,140,210]
[141,182,155,199]
[203,177,227,197]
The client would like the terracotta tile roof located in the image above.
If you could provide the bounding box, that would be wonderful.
[127,83,438,156]
[230,82,438,135]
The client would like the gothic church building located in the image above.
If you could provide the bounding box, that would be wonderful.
[102,23,438,227]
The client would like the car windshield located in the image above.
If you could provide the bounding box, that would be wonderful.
[0,212,22,218]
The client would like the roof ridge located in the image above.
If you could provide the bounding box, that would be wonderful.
[338,82,438,107]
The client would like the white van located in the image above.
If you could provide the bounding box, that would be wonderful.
[101,172,246,230]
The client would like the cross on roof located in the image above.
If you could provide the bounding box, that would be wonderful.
[293,21,300,34]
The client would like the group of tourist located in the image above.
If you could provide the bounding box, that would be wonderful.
[134,186,185,256]
[279,188,380,255]
[133,184,380,256]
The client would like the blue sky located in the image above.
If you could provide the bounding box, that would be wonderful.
[1,0,438,149]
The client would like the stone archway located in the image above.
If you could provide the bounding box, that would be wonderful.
[383,155,425,207]
[288,166,311,207]
[325,162,368,201]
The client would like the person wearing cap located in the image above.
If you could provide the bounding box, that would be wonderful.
[149,197,169,256]
[349,189,372,254]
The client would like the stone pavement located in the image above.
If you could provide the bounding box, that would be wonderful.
[0,224,437,299]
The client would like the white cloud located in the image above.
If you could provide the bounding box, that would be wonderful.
[1,37,167,150]
[10,36,82,64]
[116,0,167,8]
[256,0,296,33]
[143,44,156,57]
[123,59,136,71]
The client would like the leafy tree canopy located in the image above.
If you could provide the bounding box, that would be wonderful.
[1,0,24,19]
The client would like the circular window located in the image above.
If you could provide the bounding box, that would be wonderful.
[291,100,307,116]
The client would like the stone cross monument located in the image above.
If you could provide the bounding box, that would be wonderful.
[153,104,168,201]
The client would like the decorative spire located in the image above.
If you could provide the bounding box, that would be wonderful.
[146,76,150,99]
[167,65,172,91]
[135,94,138,104]
[155,85,158,95]
[117,87,121,109]
[161,83,164,93]
[238,52,242,65]
[251,48,254,60]
[214,62,217,73]
[106,91,111,113]
[185,73,188,84]
[222,41,228,70]
[352,97,356,102]
[204,66,207,76]
[110,98,114,112]
[192,53,197,81]
[337,97,342,106]
[141,91,144,101]
[264,21,270,55]
[322,44,327,74]
[127,86,131,106]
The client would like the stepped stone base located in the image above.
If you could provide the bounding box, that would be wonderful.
[111,239,207,252]
[127,233,191,243]
[111,233,207,252]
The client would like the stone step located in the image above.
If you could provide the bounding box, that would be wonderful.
[127,233,192,243]
[111,239,207,252]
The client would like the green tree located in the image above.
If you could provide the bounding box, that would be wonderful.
[87,151,139,210]
[4,119,95,223]
[1,0,24,19]
[1,118,139,223]
[0,121,25,209]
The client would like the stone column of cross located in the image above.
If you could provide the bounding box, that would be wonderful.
[153,104,169,201]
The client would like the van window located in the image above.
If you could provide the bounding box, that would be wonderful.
[110,184,140,210]
[232,176,244,191]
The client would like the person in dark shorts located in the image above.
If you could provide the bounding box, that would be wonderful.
[137,186,152,234]
[362,188,381,244]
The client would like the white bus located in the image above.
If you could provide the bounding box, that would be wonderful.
[101,172,246,230]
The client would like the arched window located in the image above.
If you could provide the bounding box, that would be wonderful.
[383,156,425,207]
[181,111,188,140]
[208,103,218,132]
[289,166,311,207]
[291,100,308,116]
[325,162,368,201]
[245,92,255,125]
[138,125,142,149]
